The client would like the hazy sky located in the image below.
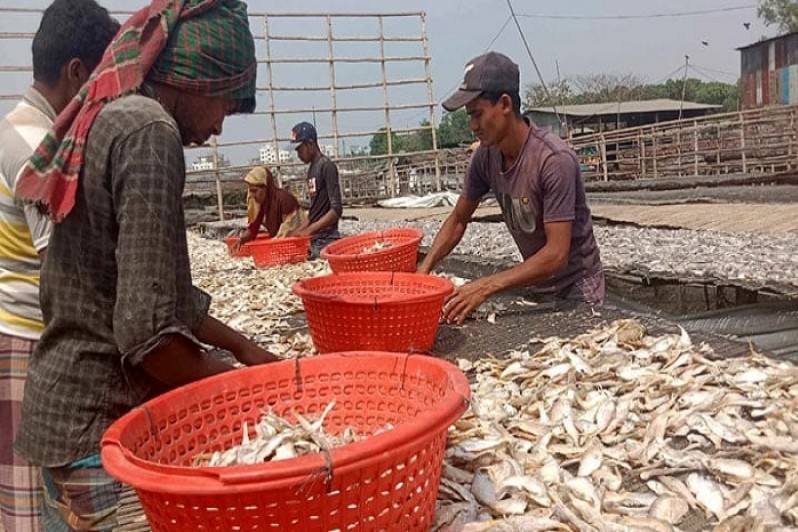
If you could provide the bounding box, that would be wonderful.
[0,0,772,165]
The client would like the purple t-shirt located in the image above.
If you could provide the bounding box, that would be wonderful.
[463,123,604,303]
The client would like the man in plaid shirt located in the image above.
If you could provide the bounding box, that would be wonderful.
[14,1,278,529]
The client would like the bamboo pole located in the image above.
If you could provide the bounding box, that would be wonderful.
[263,16,280,174]
[268,79,427,91]
[326,15,339,157]
[378,16,397,197]
[260,55,429,64]
[740,113,747,173]
[210,137,225,221]
[600,135,608,182]
[420,12,442,192]
[693,121,699,176]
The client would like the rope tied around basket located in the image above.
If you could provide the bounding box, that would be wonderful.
[293,406,335,496]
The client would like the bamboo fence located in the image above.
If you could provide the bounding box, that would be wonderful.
[571,104,798,181]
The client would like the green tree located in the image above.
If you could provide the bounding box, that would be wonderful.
[523,79,575,109]
[369,127,404,155]
[437,110,473,148]
[696,81,739,112]
[404,119,434,152]
[758,0,798,32]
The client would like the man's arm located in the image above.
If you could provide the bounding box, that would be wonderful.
[18,171,52,259]
[300,209,338,237]
[442,220,572,325]
[194,315,279,366]
[110,120,250,388]
[417,196,479,274]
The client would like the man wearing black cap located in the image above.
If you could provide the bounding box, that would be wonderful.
[288,121,343,257]
[418,51,604,324]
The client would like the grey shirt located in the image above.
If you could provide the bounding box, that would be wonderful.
[463,123,604,303]
[306,153,342,239]
[16,94,210,466]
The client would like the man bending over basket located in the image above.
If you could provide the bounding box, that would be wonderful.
[14,0,279,529]
[418,52,604,324]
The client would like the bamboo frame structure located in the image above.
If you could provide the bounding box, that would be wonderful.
[0,8,443,220]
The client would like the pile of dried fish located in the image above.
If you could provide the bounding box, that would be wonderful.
[195,402,348,467]
[339,219,798,295]
[436,319,798,531]
[251,331,316,359]
[187,232,329,339]
[362,240,393,254]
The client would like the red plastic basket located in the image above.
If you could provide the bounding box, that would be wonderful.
[321,228,423,273]
[223,233,270,258]
[249,236,310,267]
[101,352,470,532]
[293,272,453,353]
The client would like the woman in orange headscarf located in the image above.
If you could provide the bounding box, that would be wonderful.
[234,166,306,251]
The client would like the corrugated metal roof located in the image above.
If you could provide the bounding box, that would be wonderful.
[737,30,798,51]
[528,98,721,118]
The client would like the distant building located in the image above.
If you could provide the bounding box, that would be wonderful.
[191,154,215,171]
[259,144,292,165]
[738,32,798,109]
[526,99,721,138]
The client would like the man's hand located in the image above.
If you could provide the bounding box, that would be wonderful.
[442,279,492,325]
[292,226,312,237]
[231,237,244,253]
[233,341,280,366]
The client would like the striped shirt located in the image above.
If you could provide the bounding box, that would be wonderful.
[0,88,55,340]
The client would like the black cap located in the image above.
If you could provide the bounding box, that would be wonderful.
[290,121,317,146]
[442,52,520,112]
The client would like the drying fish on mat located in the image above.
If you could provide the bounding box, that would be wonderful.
[188,232,330,334]
[194,401,393,467]
[254,331,316,359]
[361,240,393,253]
[434,319,798,531]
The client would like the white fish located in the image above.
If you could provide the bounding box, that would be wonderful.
[686,473,726,520]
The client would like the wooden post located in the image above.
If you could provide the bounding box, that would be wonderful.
[378,16,397,197]
[716,124,721,171]
[639,129,646,179]
[693,121,699,176]
[739,112,747,173]
[263,16,280,176]
[211,136,224,221]
[652,132,658,179]
[420,13,441,192]
[599,134,608,181]
[326,15,339,158]
[791,108,796,171]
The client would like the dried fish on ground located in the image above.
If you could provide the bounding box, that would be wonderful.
[188,232,330,335]
[340,219,798,296]
[254,331,316,359]
[435,319,798,531]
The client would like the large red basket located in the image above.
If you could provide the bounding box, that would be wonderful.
[249,236,310,267]
[293,272,453,353]
[321,228,423,273]
[101,352,470,532]
[223,233,270,258]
